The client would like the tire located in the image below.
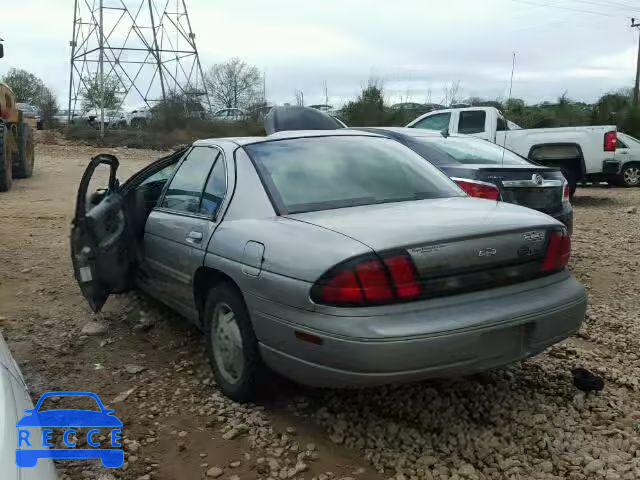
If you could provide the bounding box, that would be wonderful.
[0,124,12,192]
[14,123,34,178]
[618,163,640,187]
[203,283,265,402]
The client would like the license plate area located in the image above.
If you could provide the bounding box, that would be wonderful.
[481,324,525,359]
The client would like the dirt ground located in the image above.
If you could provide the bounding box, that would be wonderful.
[1,144,639,480]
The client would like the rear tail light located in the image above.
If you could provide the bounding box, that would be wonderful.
[541,229,571,273]
[452,178,500,201]
[604,131,617,152]
[562,181,570,203]
[312,253,422,306]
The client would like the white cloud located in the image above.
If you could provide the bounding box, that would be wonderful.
[1,0,636,107]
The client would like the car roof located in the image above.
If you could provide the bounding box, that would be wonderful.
[194,129,382,147]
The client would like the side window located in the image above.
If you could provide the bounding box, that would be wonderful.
[139,162,179,187]
[160,147,217,213]
[200,157,227,216]
[412,112,451,131]
[496,116,509,132]
[617,139,628,149]
[458,111,487,134]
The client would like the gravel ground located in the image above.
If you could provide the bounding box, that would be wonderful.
[0,143,639,480]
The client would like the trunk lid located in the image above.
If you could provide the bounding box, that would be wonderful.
[286,197,557,272]
[290,197,563,300]
[446,166,564,214]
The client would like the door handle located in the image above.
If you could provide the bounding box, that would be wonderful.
[185,231,203,244]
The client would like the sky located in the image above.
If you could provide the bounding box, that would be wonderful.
[1,0,639,110]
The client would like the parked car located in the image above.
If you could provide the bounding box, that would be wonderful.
[611,132,640,187]
[0,332,58,479]
[16,103,42,130]
[53,109,81,126]
[125,107,152,128]
[354,127,573,233]
[406,106,619,196]
[70,108,586,402]
[211,108,245,122]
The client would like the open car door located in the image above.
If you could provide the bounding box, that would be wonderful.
[71,154,133,312]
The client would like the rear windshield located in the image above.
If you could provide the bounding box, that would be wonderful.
[244,136,463,214]
[410,136,532,165]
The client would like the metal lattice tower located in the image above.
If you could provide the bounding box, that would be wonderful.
[68,0,209,127]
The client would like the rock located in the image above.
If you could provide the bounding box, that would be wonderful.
[126,441,141,452]
[229,476,240,480]
[229,460,241,468]
[206,466,224,478]
[125,364,147,375]
[176,441,186,452]
[585,459,605,473]
[626,206,637,214]
[540,461,553,473]
[128,455,138,463]
[286,426,297,435]
[112,387,136,404]
[177,431,188,438]
[80,321,108,336]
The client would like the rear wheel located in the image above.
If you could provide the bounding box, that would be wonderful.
[204,283,265,402]
[14,123,34,178]
[618,163,640,187]
[0,124,13,192]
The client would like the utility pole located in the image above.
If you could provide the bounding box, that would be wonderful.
[633,18,640,106]
[98,0,105,138]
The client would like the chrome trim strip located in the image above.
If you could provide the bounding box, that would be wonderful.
[501,179,563,188]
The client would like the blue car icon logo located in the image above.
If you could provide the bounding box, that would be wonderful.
[16,391,124,468]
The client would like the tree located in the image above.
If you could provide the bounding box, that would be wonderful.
[80,73,122,113]
[205,57,262,110]
[1,68,47,104]
[341,80,386,126]
[294,89,305,106]
[39,87,59,128]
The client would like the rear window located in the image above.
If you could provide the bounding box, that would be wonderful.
[244,136,462,214]
[458,111,486,134]
[410,137,532,166]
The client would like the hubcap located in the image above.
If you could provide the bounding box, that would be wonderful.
[623,167,640,186]
[211,302,244,384]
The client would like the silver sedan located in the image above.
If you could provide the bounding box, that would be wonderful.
[71,130,586,401]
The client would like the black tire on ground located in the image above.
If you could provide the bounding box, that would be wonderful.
[203,282,266,402]
[14,123,34,179]
[616,163,640,187]
[0,124,12,192]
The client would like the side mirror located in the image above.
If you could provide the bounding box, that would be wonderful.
[0,44,4,59]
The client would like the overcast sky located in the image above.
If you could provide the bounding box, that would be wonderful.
[1,0,639,109]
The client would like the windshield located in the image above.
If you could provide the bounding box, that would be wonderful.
[409,136,532,166]
[245,136,463,214]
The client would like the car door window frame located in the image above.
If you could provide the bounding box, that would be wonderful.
[155,145,228,222]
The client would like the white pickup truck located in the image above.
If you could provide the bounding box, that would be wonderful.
[406,106,621,194]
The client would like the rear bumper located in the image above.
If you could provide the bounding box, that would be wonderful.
[250,274,587,388]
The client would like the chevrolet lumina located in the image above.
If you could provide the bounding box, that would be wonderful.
[70,126,587,402]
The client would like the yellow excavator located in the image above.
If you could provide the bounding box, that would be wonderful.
[0,38,35,192]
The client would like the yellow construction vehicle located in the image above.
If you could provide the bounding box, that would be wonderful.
[0,39,35,192]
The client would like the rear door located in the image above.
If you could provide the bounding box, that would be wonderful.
[142,146,227,319]
[70,154,132,312]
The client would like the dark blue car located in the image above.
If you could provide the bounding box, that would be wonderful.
[16,391,124,468]
[352,127,574,234]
